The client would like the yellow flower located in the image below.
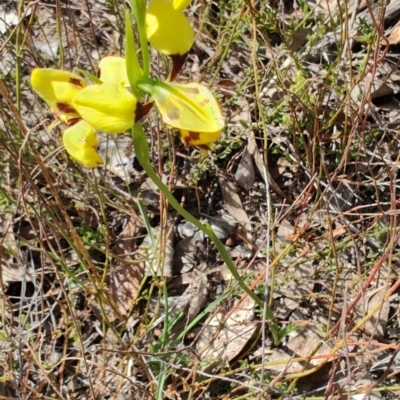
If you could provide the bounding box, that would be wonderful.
[173,0,193,11]
[31,69,86,123]
[63,120,104,168]
[72,56,137,134]
[146,0,193,56]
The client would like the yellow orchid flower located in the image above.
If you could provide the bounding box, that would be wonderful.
[31,69,86,122]
[146,0,193,56]
[63,120,104,167]
[143,81,224,132]
[72,56,137,134]
[173,0,193,11]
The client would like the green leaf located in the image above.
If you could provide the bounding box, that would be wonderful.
[278,323,302,342]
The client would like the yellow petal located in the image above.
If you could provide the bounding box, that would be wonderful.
[173,0,193,10]
[98,56,129,86]
[31,69,86,120]
[72,84,137,134]
[146,0,193,56]
[147,81,224,133]
[179,129,221,147]
[63,120,104,167]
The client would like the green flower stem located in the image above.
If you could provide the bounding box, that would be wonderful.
[132,124,282,345]
[125,10,142,98]
[130,0,150,78]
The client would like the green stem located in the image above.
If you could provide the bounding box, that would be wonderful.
[130,0,150,78]
[124,9,141,98]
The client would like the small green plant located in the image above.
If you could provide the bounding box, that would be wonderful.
[356,18,376,44]
[76,224,106,250]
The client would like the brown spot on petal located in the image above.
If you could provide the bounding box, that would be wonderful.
[167,105,180,122]
[183,87,199,96]
[57,102,76,114]
[183,131,200,145]
[69,78,84,87]
[198,98,210,108]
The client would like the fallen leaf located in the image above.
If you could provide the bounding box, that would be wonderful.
[247,132,291,202]
[150,272,208,331]
[196,296,257,372]
[208,214,237,240]
[109,212,144,317]
[218,177,253,245]
[0,214,37,287]
[274,218,295,253]
[140,177,160,209]
[355,286,390,339]
[235,147,255,191]
[256,326,333,375]
[0,7,32,34]
[386,24,400,45]
[173,236,197,274]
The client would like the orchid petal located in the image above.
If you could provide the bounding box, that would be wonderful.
[146,0,193,56]
[140,81,224,133]
[63,120,103,167]
[179,129,221,147]
[173,0,193,10]
[98,56,130,86]
[72,84,137,134]
[31,69,86,121]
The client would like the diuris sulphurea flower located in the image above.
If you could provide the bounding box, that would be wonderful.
[31,2,225,167]
[31,56,139,167]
